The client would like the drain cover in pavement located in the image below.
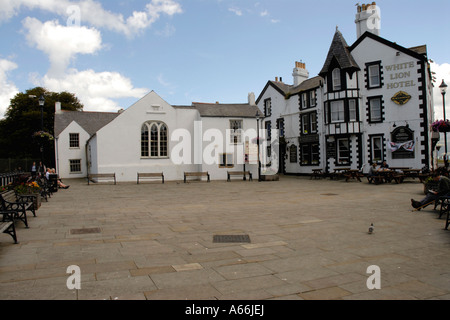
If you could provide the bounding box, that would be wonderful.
[213,235,251,243]
[321,193,339,196]
[70,228,101,235]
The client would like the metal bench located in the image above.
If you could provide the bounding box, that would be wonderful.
[137,172,164,184]
[88,173,116,185]
[0,211,18,243]
[0,190,32,227]
[184,172,210,183]
[227,171,252,182]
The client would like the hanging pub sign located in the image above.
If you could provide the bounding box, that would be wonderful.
[391,91,412,105]
[391,126,415,159]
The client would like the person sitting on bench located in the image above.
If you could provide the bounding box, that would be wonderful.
[411,175,450,209]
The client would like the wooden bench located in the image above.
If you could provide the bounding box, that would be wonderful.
[310,169,324,180]
[137,172,164,184]
[367,175,384,185]
[0,190,31,228]
[227,171,252,182]
[184,172,210,183]
[0,211,18,243]
[88,173,116,185]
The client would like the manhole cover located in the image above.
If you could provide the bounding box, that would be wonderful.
[70,228,101,235]
[321,193,339,196]
[213,235,251,243]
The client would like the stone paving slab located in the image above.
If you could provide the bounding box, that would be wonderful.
[0,175,449,300]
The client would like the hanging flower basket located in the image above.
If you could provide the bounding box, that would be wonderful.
[431,120,450,133]
[33,131,54,141]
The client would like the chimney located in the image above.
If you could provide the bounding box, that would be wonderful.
[355,2,381,38]
[293,61,309,86]
[55,102,62,114]
[248,92,256,106]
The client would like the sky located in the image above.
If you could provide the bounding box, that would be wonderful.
[0,0,449,120]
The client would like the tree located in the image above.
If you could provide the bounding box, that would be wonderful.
[0,87,83,168]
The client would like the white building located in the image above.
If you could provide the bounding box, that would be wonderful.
[54,91,263,182]
[256,2,435,175]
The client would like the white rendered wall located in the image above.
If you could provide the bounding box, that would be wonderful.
[56,121,90,179]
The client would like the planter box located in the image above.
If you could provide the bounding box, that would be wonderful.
[22,193,41,210]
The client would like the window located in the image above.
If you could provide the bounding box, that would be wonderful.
[337,139,350,164]
[300,143,320,166]
[69,133,79,148]
[332,68,341,91]
[230,120,243,144]
[141,121,169,158]
[265,121,271,141]
[264,99,272,117]
[301,145,310,165]
[69,159,81,173]
[302,93,308,109]
[289,145,298,163]
[309,90,316,107]
[219,153,234,168]
[369,97,382,122]
[302,114,310,134]
[371,136,383,162]
[330,100,345,123]
[302,113,317,134]
[349,99,357,122]
[311,144,320,165]
[367,63,381,88]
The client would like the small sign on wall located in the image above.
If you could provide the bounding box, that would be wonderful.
[391,91,412,105]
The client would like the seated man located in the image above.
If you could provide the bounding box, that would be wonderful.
[368,162,379,176]
[411,175,450,209]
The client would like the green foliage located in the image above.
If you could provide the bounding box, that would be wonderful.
[0,87,83,164]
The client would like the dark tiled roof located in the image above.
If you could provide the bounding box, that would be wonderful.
[192,103,263,118]
[320,29,360,76]
[54,111,120,137]
[267,76,323,96]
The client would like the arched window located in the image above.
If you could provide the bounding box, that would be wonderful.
[141,121,169,158]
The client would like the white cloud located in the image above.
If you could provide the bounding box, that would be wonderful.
[228,7,243,16]
[22,18,102,77]
[0,0,183,37]
[36,69,148,112]
[431,62,450,120]
[0,58,19,118]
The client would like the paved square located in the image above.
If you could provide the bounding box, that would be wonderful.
[0,176,449,300]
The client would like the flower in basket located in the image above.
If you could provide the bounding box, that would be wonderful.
[33,131,54,141]
[431,120,450,133]
[14,181,41,194]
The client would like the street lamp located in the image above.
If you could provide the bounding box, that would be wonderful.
[38,95,45,163]
[440,79,448,165]
[256,111,261,182]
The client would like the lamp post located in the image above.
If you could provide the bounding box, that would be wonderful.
[38,95,45,163]
[440,79,448,166]
[256,111,261,182]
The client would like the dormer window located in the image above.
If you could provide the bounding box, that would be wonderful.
[332,68,341,91]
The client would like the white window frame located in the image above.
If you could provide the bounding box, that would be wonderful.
[368,64,380,88]
[332,68,341,91]
[337,139,350,164]
[369,98,382,122]
[330,100,345,123]
[69,159,82,173]
[309,90,316,107]
[302,114,310,134]
[141,121,169,159]
[349,99,357,122]
[69,133,80,148]
[371,136,383,162]
[230,120,243,144]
